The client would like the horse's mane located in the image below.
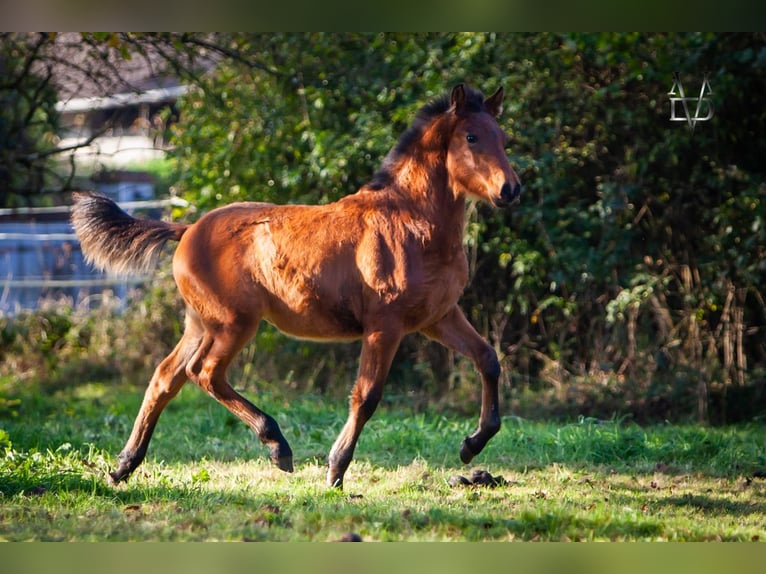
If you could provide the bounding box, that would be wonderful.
[367,86,487,191]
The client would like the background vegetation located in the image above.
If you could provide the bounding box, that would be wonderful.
[1,33,765,426]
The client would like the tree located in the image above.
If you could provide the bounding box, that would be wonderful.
[171,33,504,212]
[171,33,766,422]
[0,32,251,206]
[4,32,762,421]
[0,33,60,206]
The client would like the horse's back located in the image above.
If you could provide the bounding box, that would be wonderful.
[172,199,367,338]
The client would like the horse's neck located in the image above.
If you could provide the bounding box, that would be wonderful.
[390,157,467,246]
[397,158,465,220]
[383,119,467,244]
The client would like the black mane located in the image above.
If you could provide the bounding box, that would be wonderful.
[367,86,487,190]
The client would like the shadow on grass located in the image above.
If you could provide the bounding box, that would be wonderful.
[657,493,766,517]
[0,472,114,498]
[0,467,281,510]
[5,450,764,541]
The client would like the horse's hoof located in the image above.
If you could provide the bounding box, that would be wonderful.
[276,456,294,473]
[269,442,294,472]
[108,467,129,485]
[326,474,344,490]
[459,437,476,464]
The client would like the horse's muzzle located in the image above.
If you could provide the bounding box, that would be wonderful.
[495,181,521,207]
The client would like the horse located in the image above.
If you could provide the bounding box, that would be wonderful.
[71,83,522,489]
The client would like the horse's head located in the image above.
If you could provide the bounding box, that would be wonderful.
[446,84,521,208]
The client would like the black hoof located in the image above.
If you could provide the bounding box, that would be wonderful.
[275,455,294,473]
[459,436,476,464]
[270,443,294,472]
[327,476,344,490]
[109,448,144,485]
[108,466,131,485]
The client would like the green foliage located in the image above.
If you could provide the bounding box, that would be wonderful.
[0,271,184,390]
[168,32,766,422]
[171,33,493,213]
[0,33,61,205]
[2,33,764,423]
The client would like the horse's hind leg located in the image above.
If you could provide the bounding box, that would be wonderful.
[187,327,294,472]
[110,318,203,483]
[421,305,502,464]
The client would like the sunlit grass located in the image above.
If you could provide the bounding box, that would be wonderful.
[1,381,764,541]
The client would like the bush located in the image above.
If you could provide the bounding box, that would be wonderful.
[165,33,766,423]
[4,33,765,425]
[0,269,184,391]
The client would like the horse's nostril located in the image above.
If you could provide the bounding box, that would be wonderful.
[498,182,521,206]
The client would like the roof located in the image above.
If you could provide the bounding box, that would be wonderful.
[43,34,180,102]
[39,33,214,107]
[55,85,191,114]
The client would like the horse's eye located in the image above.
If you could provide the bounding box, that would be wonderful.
[466,134,477,144]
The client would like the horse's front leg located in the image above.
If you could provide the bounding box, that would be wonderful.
[327,326,402,489]
[421,305,502,463]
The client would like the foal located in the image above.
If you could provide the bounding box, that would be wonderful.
[71,83,521,489]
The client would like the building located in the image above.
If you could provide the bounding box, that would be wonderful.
[1,34,191,313]
[50,33,190,171]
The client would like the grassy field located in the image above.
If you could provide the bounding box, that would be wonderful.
[1,379,765,542]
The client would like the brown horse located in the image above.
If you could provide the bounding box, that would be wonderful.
[71,83,521,489]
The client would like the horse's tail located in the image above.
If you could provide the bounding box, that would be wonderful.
[71,192,189,276]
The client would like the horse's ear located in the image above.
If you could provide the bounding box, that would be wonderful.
[450,83,467,113]
[484,87,504,117]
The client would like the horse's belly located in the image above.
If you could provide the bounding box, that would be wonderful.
[257,263,364,340]
[262,299,363,341]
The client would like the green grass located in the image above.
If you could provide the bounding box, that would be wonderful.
[1,381,765,541]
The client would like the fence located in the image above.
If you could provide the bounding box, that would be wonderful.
[0,198,181,314]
